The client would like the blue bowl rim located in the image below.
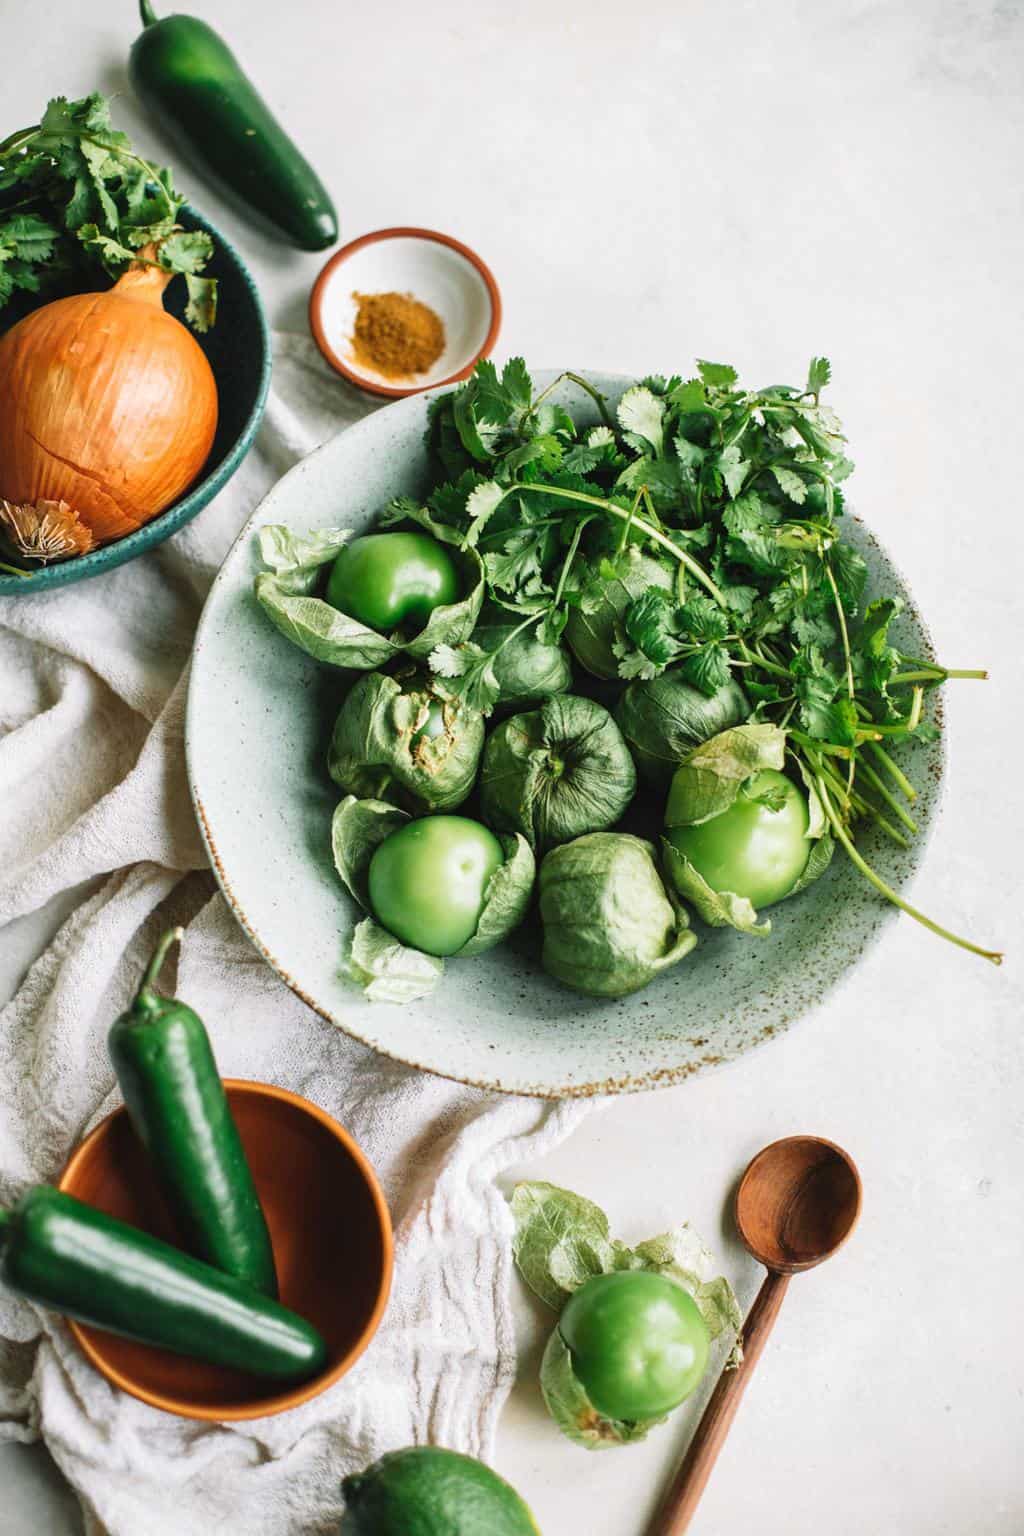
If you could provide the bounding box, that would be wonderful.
[0,205,272,597]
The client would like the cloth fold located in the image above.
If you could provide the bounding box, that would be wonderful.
[0,334,589,1535]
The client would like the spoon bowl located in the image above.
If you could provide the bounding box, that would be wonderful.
[735,1135,862,1274]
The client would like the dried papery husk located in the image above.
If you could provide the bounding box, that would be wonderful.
[0,498,95,562]
[0,257,218,548]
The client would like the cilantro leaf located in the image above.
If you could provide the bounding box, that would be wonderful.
[0,213,59,262]
[158,230,214,275]
[428,640,502,714]
[677,594,729,643]
[719,444,749,498]
[831,544,868,611]
[806,356,832,395]
[680,642,732,695]
[463,480,506,545]
[669,378,708,413]
[772,466,808,504]
[622,588,682,668]
[184,274,217,333]
[0,91,212,327]
[617,385,665,456]
[697,360,738,389]
[502,357,533,413]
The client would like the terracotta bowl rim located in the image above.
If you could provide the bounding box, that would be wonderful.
[57,1078,394,1422]
[308,225,502,398]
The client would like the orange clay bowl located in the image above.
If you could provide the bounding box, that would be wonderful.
[58,1080,393,1421]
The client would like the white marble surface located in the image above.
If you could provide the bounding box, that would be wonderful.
[2,1,1023,1531]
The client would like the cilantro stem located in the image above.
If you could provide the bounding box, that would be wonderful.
[553,516,594,606]
[615,488,644,557]
[0,560,31,579]
[857,717,917,737]
[867,742,916,801]
[517,483,727,606]
[476,518,562,545]
[821,554,857,793]
[737,639,791,681]
[528,372,615,430]
[808,752,909,847]
[0,126,39,159]
[857,759,919,835]
[78,134,178,220]
[822,558,855,704]
[788,730,853,759]
[891,667,988,684]
[906,685,924,732]
[816,777,1002,963]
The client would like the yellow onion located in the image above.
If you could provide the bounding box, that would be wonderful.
[0,261,218,548]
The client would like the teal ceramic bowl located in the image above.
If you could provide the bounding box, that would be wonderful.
[0,206,270,596]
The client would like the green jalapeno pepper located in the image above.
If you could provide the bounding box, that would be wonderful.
[130,1,338,251]
[0,1185,325,1380]
[108,927,278,1297]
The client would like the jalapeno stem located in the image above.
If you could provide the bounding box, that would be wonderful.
[138,926,184,997]
[140,0,158,25]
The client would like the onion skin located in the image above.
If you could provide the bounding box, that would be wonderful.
[0,263,218,546]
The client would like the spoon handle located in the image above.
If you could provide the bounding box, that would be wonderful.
[646,1269,790,1536]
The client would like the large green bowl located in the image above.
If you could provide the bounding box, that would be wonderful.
[0,206,270,596]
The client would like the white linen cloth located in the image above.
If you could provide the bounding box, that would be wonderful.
[0,334,589,1535]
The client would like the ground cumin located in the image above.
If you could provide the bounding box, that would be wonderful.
[350,291,446,378]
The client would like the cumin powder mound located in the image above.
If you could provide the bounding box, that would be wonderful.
[350,291,446,378]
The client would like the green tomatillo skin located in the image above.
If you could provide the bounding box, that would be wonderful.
[326,533,459,634]
[368,816,504,956]
[666,767,810,910]
[479,694,636,852]
[539,832,695,997]
[614,673,750,790]
[328,671,484,815]
[559,1270,709,1422]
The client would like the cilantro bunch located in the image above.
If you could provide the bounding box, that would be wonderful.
[388,356,996,962]
[0,92,216,330]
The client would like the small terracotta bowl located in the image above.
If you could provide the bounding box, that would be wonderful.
[309,226,501,397]
[58,1080,393,1421]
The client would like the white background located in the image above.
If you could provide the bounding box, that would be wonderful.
[2,1,1023,1531]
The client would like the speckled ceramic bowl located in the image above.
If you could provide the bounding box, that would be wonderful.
[0,206,270,597]
[186,372,944,1097]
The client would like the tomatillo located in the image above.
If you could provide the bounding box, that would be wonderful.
[368,816,504,956]
[666,767,810,910]
[326,532,459,633]
[559,1271,709,1421]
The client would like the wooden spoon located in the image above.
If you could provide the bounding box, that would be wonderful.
[647,1135,862,1535]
